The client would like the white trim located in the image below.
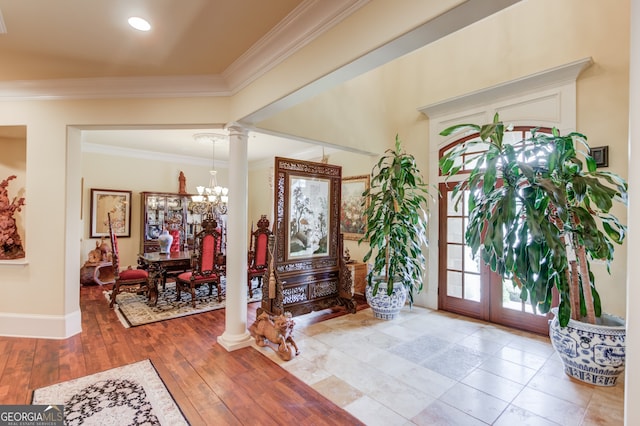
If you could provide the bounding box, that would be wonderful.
[419,57,592,118]
[0,258,28,266]
[0,309,82,339]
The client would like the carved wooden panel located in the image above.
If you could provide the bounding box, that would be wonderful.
[269,157,355,317]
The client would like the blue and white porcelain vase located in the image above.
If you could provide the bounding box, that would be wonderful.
[365,278,407,320]
[549,307,626,386]
[157,229,173,254]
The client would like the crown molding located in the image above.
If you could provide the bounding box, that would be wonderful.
[0,0,367,101]
[82,142,215,167]
[0,75,230,101]
[224,0,369,94]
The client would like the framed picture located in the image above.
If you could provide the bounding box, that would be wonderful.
[288,175,331,258]
[340,174,370,240]
[591,146,609,168]
[90,188,132,238]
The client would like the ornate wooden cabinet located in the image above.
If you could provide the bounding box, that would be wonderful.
[140,192,196,253]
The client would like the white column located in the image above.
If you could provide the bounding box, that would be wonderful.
[626,1,639,423]
[217,123,253,351]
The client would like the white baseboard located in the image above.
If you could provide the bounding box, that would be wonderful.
[0,309,82,339]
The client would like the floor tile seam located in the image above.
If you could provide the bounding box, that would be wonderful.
[355,386,436,422]
[342,394,411,424]
[324,364,437,406]
[459,368,528,404]
[509,388,588,425]
[432,393,502,425]
[523,380,596,409]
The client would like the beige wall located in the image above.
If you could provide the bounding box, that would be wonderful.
[259,0,630,317]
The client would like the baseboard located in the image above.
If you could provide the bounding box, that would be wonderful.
[0,309,82,339]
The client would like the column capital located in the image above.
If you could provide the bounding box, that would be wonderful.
[225,122,249,139]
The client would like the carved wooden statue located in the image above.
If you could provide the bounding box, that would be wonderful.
[0,175,25,260]
[249,311,299,361]
[178,171,187,194]
[86,236,112,264]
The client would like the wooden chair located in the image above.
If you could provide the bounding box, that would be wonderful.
[175,212,223,308]
[247,215,272,298]
[107,212,150,308]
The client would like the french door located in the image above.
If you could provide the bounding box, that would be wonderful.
[438,181,551,335]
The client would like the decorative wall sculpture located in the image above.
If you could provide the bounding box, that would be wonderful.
[0,175,26,260]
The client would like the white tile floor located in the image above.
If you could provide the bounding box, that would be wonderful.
[254,306,624,425]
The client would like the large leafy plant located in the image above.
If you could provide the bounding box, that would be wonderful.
[439,114,627,327]
[360,135,431,306]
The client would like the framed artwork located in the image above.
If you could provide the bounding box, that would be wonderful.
[591,146,609,168]
[340,174,370,240]
[90,188,132,238]
[288,175,330,258]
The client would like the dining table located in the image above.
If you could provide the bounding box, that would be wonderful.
[137,250,193,306]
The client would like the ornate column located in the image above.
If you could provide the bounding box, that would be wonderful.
[217,122,253,351]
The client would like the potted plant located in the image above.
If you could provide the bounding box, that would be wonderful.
[439,113,627,386]
[359,135,431,319]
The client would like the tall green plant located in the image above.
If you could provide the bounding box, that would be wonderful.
[439,114,627,327]
[360,135,431,306]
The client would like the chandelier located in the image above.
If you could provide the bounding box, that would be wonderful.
[191,133,228,215]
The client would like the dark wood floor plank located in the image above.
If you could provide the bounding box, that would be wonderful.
[0,284,365,425]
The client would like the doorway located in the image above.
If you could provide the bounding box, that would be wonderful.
[437,129,553,335]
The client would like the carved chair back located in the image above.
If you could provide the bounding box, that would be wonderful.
[107,212,122,276]
[107,212,149,308]
[248,215,272,297]
[192,213,222,279]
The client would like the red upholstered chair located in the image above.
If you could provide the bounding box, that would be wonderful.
[107,213,149,308]
[176,212,223,308]
[247,215,272,298]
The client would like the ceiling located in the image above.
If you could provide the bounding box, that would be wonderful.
[0,0,361,164]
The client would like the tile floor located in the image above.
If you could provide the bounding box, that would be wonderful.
[254,306,624,425]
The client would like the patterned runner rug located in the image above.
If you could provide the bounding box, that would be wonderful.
[32,359,188,425]
[106,279,262,327]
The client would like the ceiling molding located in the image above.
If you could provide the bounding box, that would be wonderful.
[0,0,366,101]
[0,75,230,101]
[224,0,369,94]
[82,142,215,167]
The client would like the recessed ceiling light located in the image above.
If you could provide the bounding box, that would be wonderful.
[128,17,151,32]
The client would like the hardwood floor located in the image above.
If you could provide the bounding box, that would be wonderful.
[0,284,366,425]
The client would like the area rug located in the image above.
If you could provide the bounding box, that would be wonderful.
[106,279,262,327]
[31,359,188,425]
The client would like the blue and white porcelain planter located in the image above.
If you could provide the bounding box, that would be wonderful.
[365,279,407,320]
[549,307,626,386]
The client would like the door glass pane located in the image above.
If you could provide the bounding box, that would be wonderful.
[447,244,462,270]
[464,273,481,302]
[447,218,463,243]
[501,279,546,316]
[447,271,462,298]
[447,191,464,215]
[463,246,480,273]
